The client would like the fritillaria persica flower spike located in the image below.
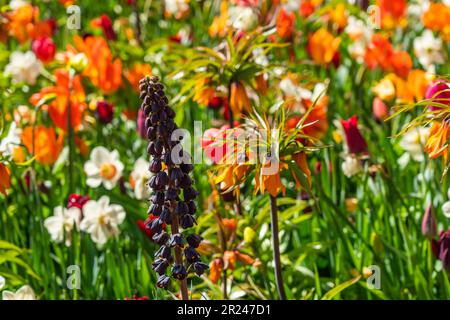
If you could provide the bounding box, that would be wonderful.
[138,76,207,300]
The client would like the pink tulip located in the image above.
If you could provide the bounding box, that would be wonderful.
[425,82,450,111]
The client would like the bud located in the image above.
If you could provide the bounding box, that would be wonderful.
[421,203,437,238]
[186,234,203,248]
[192,261,209,276]
[172,264,187,280]
[184,246,200,264]
[244,227,256,244]
[371,232,384,256]
[156,274,171,288]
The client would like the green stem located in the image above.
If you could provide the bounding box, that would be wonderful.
[67,70,75,193]
[269,195,286,300]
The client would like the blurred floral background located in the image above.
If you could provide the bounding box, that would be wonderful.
[0,0,450,300]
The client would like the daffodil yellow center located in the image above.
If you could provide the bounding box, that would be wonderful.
[98,213,107,226]
[99,163,117,180]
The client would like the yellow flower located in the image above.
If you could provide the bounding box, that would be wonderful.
[372,76,396,101]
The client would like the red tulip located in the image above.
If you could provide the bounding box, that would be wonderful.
[32,36,56,63]
[67,194,90,209]
[425,82,450,111]
[138,215,166,239]
[99,15,116,41]
[341,115,368,154]
[208,96,225,110]
[95,101,114,124]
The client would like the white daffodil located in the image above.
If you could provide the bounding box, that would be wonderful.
[345,16,372,63]
[130,158,151,200]
[414,30,444,73]
[2,285,36,300]
[442,201,450,218]
[228,6,258,31]
[4,51,42,85]
[342,155,363,178]
[399,127,429,164]
[164,0,189,16]
[84,146,124,190]
[80,196,126,246]
[9,0,27,10]
[0,275,5,290]
[44,206,82,246]
[0,122,21,158]
[279,77,312,100]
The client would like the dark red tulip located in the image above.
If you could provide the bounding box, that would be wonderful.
[32,36,56,63]
[432,230,450,271]
[341,115,368,154]
[99,15,116,41]
[96,101,114,124]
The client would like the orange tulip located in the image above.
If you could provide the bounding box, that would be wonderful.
[307,28,340,65]
[286,97,329,140]
[364,34,394,71]
[276,8,295,39]
[30,69,86,132]
[422,3,450,42]
[21,126,64,165]
[406,69,430,101]
[426,122,450,163]
[0,163,11,195]
[299,0,316,17]
[125,63,152,92]
[390,51,412,79]
[365,34,412,78]
[377,0,407,29]
[74,35,122,94]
